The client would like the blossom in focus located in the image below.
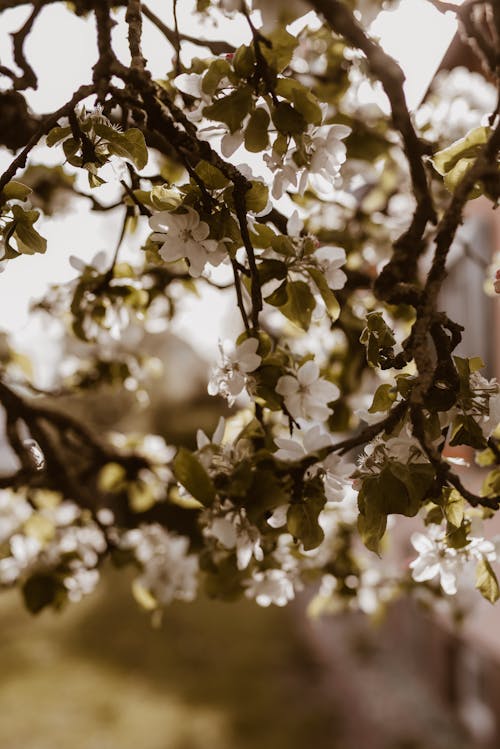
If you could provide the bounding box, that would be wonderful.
[149,207,227,277]
[307,123,351,192]
[276,360,339,422]
[317,452,355,503]
[265,122,350,199]
[410,530,461,595]
[208,338,262,405]
[313,245,347,289]
[273,424,332,461]
[409,527,497,596]
[203,501,264,570]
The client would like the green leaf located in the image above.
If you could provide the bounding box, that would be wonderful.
[10,205,47,255]
[449,414,487,450]
[440,488,464,528]
[254,364,285,410]
[195,160,229,189]
[287,496,325,551]
[270,234,295,256]
[476,448,496,467]
[203,86,253,133]
[368,383,397,413]
[357,481,387,554]
[147,185,181,210]
[386,463,434,514]
[257,258,288,286]
[360,312,396,367]
[97,462,127,492]
[446,522,469,550]
[271,101,306,135]
[106,128,148,170]
[261,28,298,72]
[1,181,32,202]
[46,125,72,147]
[244,108,270,152]
[443,157,482,198]
[202,58,232,96]
[247,469,290,522]
[128,480,156,512]
[482,468,500,497]
[476,558,500,604]
[250,222,276,249]
[173,447,215,506]
[280,280,316,331]
[307,267,340,320]
[432,126,494,199]
[232,44,255,78]
[22,574,64,614]
[245,180,269,213]
[62,137,81,163]
[275,78,323,125]
[432,126,490,176]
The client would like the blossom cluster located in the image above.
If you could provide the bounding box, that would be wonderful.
[0,0,499,624]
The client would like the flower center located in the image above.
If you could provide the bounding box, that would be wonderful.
[180,228,194,242]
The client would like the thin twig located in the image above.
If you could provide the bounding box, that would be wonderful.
[141,2,235,55]
[10,0,43,90]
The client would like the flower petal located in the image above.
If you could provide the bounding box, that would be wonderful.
[298,360,319,387]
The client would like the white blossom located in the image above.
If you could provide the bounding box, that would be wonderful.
[149,207,227,277]
[276,360,339,421]
[63,564,100,603]
[274,424,332,461]
[410,526,496,596]
[307,123,351,192]
[317,452,354,503]
[0,500,106,604]
[208,338,261,405]
[313,245,347,289]
[0,491,33,545]
[267,504,289,529]
[244,568,296,607]
[196,416,226,451]
[121,524,199,605]
[203,501,264,570]
[266,121,350,198]
[0,534,41,584]
[416,68,497,143]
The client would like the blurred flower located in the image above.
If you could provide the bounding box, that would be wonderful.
[121,524,199,606]
[244,568,296,607]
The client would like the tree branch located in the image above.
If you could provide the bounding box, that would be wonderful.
[0,84,94,193]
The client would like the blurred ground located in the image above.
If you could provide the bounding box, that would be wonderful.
[0,565,486,749]
[0,567,339,749]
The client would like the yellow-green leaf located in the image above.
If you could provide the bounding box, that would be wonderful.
[476,558,500,604]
